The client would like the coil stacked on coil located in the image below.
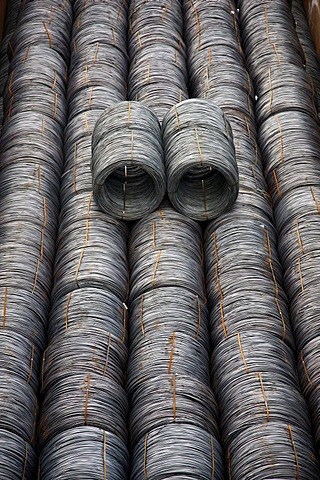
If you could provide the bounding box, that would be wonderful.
[92,101,166,220]
[38,2,130,478]
[0,0,21,126]
[128,0,189,122]
[0,1,71,477]
[128,202,224,479]
[184,0,320,476]
[237,0,320,460]
[291,0,320,116]
[162,99,239,221]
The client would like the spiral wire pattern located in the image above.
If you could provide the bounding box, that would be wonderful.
[237,0,320,460]
[184,0,320,476]
[0,1,72,477]
[128,201,224,479]
[128,0,189,122]
[162,99,239,220]
[38,1,131,478]
[92,101,166,220]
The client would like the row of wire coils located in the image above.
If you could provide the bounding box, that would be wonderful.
[183,0,320,477]
[0,1,72,478]
[128,201,225,479]
[91,99,239,221]
[237,0,320,460]
[37,1,131,479]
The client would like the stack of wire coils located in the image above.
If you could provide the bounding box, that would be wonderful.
[128,0,189,122]
[38,1,130,479]
[237,0,320,463]
[128,201,225,479]
[0,0,72,478]
[0,0,20,126]
[184,0,320,477]
[291,0,320,116]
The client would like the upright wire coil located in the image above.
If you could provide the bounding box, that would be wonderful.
[92,101,166,220]
[162,99,239,221]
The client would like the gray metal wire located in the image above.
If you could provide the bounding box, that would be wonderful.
[162,99,239,221]
[128,0,188,122]
[0,429,37,479]
[39,426,129,480]
[92,101,166,220]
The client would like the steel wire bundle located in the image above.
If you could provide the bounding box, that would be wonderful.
[38,1,131,477]
[128,202,224,479]
[162,99,239,221]
[128,0,189,122]
[92,101,166,220]
[184,0,320,475]
[0,1,72,477]
[237,0,320,459]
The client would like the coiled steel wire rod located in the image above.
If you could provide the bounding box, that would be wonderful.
[237,0,320,458]
[39,1,131,478]
[0,1,72,477]
[184,0,320,476]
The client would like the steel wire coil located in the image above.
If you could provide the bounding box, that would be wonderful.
[0,330,40,393]
[0,285,46,350]
[91,101,166,220]
[162,99,239,221]
[9,0,73,63]
[52,192,129,304]
[259,112,320,209]
[131,423,225,480]
[0,372,37,444]
[212,332,311,447]
[228,422,319,479]
[254,63,317,126]
[128,0,188,122]
[47,287,128,344]
[0,0,21,99]
[39,426,129,480]
[128,330,210,395]
[0,430,36,480]
[39,372,128,449]
[129,287,209,351]
[237,0,305,84]
[129,202,205,302]
[292,0,320,115]
[42,330,128,391]
[129,373,219,447]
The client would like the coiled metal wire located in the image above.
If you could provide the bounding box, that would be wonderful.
[162,99,239,221]
[291,0,320,116]
[0,1,71,476]
[92,101,166,220]
[237,0,320,460]
[129,202,205,302]
[128,0,188,122]
[131,424,225,480]
[0,429,36,479]
[184,0,320,474]
[39,426,129,480]
[39,2,130,476]
[128,202,224,477]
